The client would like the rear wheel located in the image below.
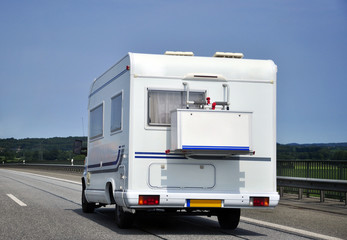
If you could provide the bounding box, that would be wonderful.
[115,204,134,229]
[217,208,240,229]
[81,188,95,213]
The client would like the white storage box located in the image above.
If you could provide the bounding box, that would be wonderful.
[171,109,252,155]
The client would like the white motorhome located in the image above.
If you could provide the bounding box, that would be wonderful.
[79,51,279,229]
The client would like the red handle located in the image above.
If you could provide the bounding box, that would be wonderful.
[206,97,211,105]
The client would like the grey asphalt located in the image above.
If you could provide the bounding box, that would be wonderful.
[0,168,346,240]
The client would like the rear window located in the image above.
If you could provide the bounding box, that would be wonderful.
[148,89,205,126]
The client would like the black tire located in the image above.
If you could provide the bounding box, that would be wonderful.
[115,204,134,229]
[82,188,95,213]
[217,208,240,230]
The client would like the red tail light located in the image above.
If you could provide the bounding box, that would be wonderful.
[138,195,160,205]
[250,197,269,207]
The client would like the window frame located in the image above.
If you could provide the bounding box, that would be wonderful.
[110,91,123,134]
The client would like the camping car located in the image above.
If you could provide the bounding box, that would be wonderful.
[76,51,279,229]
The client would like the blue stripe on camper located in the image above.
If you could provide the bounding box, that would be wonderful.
[135,152,168,155]
[187,199,190,207]
[89,69,128,98]
[135,152,187,159]
[88,163,100,168]
[135,156,187,159]
[88,161,117,168]
[182,145,250,151]
[88,147,123,168]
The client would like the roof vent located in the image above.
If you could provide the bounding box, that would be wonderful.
[213,52,244,59]
[165,51,194,56]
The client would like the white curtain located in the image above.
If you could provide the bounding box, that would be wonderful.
[149,91,182,125]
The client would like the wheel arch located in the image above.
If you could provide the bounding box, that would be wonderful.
[105,178,116,204]
[81,177,86,190]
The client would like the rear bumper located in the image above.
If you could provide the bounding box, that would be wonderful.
[115,190,280,209]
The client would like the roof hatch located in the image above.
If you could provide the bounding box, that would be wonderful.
[164,51,194,56]
[213,52,244,59]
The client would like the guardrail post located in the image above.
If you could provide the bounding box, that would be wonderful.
[320,190,325,202]
[306,161,310,198]
[339,162,343,202]
[280,187,284,197]
[298,188,303,200]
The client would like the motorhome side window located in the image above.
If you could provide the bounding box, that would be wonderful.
[90,104,103,139]
[148,89,205,126]
[111,92,122,133]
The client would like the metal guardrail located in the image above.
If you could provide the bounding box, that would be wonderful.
[277,159,347,180]
[277,176,347,205]
[1,163,346,204]
[277,159,347,204]
[0,163,84,173]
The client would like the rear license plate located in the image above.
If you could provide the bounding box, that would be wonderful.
[187,199,222,208]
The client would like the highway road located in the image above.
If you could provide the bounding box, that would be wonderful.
[0,168,346,240]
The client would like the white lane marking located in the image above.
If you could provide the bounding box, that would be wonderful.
[7,194,27,207]
[241,216,343,240]
[3,169,81,185]
[22,172,81,185]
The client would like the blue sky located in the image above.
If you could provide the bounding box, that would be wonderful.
[0,0,346,144]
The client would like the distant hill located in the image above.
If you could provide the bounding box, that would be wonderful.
[0,136,87,162]
[277,142,347,160]
[286,142,347,147]
[0,136,87,151]
[1,137,346,162]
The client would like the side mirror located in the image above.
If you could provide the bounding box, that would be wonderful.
[73,140,87,156]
